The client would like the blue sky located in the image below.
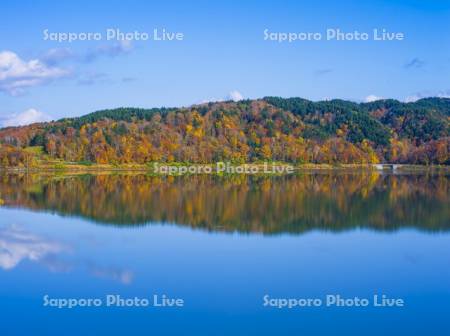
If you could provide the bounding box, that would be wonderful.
[0,0,449,125]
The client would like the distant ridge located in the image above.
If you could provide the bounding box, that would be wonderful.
[0,97,448,165]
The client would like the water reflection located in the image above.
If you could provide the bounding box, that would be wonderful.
[0,172,448,234]
[0,222,134,283]
[86,262,134,284]
[0,225,65,270]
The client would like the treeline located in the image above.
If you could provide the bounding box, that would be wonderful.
[0,97,449,166]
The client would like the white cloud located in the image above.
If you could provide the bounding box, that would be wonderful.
[0,51,70,95]
[3,108,51,127]
[227,90,244,102]
[197,90,245,105]
[364,94,383,103]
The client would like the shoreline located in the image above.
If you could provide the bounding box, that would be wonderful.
[1,162,449,174]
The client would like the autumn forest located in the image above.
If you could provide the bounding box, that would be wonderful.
[0,97,449,167]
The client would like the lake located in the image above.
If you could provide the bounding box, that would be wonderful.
[0,171,449,335]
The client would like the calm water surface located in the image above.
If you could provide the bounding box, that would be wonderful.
[0,172,449,335]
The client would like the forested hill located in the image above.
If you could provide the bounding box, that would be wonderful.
[0,97,449,166]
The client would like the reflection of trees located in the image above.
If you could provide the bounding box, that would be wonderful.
[0,172,448,234]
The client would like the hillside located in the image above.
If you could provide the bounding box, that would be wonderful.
[0,97,449,166]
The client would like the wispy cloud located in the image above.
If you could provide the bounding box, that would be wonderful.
[41,41,134,66]
[404,57,425,69]
[41,47,75,66]
[314,68,333,76]
[121,76,137,83]
[77,72,110,86]
[84,40,133,62]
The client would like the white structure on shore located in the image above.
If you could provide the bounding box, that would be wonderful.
[373,164,400,170]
